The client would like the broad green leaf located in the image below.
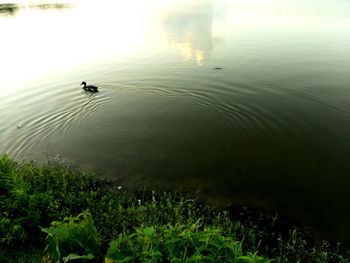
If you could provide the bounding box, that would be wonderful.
[53,224,69,240]
[143,226,155,237]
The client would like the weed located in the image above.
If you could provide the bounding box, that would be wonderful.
[41,211,100,262]
[1,155,350,262]
[105,221,269,262]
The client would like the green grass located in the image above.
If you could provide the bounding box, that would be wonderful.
[0,154,349,262]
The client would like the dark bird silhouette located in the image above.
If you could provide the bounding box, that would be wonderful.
[81,81,98,93]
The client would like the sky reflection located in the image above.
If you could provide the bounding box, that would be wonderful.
[0,0,214,91]
[1,0,350,92]
[161,0,214,66]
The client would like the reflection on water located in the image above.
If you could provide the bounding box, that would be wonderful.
[29,3,73,10]
[0,2,73,16]
[162,0,214,65]
[0,4,19,15]
[1,0,350,242]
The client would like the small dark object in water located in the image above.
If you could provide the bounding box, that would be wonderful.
[214,67,222,70]
[81,81,98,93]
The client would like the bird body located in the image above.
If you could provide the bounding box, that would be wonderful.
[81,81,98,93]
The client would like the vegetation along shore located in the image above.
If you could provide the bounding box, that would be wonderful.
[0,154,349,262]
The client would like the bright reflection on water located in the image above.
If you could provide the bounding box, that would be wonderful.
[1,0,350,241]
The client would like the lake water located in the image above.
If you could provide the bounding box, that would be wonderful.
[1,0,350,241]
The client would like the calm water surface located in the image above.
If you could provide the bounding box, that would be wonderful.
[1,0,350,241]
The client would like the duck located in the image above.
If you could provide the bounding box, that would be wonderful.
[81,81,98,93]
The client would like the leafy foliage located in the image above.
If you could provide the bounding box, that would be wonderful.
[1,155,350,262]
[0,154,97,246]
[105,221,264,262]
[41,211,99,263]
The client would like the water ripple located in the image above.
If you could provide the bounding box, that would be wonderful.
[2,80,108,158]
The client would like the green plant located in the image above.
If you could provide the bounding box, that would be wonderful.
[41,211,100,263]
[105,221,270,262]
[0,155,98,246]
[1,155,350,262]
[0,155,42,245]
[238,251,271,263]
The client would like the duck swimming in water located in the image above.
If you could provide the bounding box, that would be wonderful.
[81,81,98,93]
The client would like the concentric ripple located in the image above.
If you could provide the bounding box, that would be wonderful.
[1,79,108,159]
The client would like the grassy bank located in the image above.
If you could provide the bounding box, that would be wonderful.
[0,155,349,262]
